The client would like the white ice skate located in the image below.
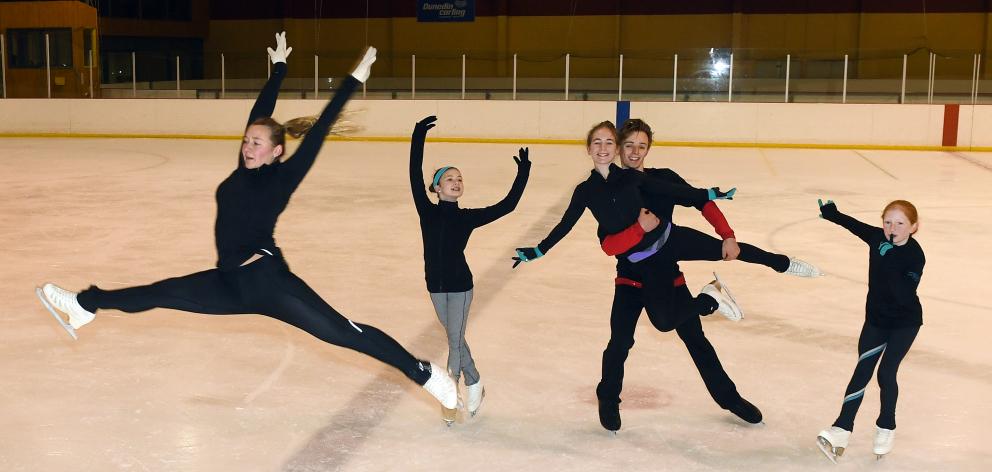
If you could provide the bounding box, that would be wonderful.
[785,257,823,277]
[701,272,743,321]
[816,426,851,463]
[36,283,96,340]
[466,380,485,417]
[420,362,458,424]
[873,426,895,459]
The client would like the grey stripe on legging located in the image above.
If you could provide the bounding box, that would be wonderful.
[429,290,479,386]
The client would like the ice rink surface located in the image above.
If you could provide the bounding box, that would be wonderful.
[1,137,989,471]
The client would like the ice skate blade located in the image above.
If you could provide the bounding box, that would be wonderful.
[442,406,457,426]
[876,454,886,460]
[713,272,744,320]
[36,287,78,340]
[815,436,841,464]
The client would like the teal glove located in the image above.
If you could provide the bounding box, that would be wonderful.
[707,187,736,200]
[511,247,543,269]
[818,198,838,219]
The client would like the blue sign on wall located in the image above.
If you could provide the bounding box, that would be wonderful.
[417,0,475,22]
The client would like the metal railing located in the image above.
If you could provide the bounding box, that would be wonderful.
[2,40,989,104]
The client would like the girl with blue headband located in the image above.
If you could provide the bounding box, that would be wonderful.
[409,115,531,425]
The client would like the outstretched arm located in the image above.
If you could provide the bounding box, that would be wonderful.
[241,31,292,168]
[465,148,531,228]
[279,47,375,191]
[818,199,878,244]
[409,116,437,215]
[512,185,586,267]
[636,171,734,206]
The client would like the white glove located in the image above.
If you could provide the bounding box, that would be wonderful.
[266,31,293,64]
[350,46,377,83]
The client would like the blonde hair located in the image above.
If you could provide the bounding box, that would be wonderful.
[249,112,363,160]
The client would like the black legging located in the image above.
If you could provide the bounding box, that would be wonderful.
[76,253,430,385]
[833,321,920,431]
[623,224,790,332]
[596,282,742,409]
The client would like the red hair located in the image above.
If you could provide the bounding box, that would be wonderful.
[882,200,920,233]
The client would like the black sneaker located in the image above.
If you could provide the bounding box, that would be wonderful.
[728,397,762,424]
[598,399,621,432]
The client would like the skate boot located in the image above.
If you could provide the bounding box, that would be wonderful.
[419,361,458,419]
[728,397,763,424]
[466,380,485,417]
[700,272,743,321]
[784,257,823,277]
[873,426,895,459]
[598,399,621,433]
[36,283,96,340]
[816,426,851,463]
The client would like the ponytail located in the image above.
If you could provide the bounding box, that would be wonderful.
[284,116,317,139]
[249,111,363,161]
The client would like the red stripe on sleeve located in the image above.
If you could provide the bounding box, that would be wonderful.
[601,221,645,256]
[701,201,735,240]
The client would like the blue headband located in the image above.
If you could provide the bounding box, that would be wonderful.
[431,166,453,188]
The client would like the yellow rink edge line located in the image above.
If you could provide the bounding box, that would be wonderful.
[1,132,990,152]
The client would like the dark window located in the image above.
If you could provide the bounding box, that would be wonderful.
[142,0,168,20]
[99,0,139,18]
[7,29,73,69]
[98,0,192,21]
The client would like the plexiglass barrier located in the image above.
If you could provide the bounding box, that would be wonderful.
[9,46,990,104]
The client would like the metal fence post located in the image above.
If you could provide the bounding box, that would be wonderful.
[900,54,907,104]
[727,52,734,102]
[843,54,848,104]
[564,53,570,101]
[2,34,9,98]
[176,55,181,97]
[88,49,94,98]
[673,54,678,102]
[45,33,51,98]
[512,53,517,100]
[784,54,790,103]
[618,54,623,101]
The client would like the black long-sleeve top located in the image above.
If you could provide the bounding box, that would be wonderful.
[822,206,925,329]
[640,168,707,221]
[410,126,530,293]
[213,62,358,270]
[535,164,710,258]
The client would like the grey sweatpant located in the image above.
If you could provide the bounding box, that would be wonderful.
[429,290,480,386]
